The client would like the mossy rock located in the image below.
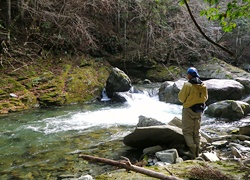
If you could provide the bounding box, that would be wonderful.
[38,92,66,107]
[146,65,183,82]
[197,58,250,79]
[65,66,109,104]
[20,92,37,107]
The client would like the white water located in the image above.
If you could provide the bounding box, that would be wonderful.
[25,87,182,135]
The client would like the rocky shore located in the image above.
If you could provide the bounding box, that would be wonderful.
[1,57,250,179]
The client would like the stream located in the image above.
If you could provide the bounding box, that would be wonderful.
[0,84,249,179]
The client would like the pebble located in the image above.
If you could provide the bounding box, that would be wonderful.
[230,146,243,158]
[77,175,93,180]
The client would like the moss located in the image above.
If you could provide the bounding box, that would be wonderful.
[1,102,14,108]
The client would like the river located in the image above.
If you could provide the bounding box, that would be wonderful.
[0,84,248,179]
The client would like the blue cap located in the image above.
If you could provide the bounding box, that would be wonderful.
[187,67,199,77]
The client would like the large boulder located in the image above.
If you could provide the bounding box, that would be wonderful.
[158,79,185,104]
[205,100,250,120]
[204,79,245,105]
[123,125,185,148]
[159,79,245,105]
[106,67,132,98]
[196,58,250,79]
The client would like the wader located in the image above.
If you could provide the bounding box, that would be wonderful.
[182,108,202,158]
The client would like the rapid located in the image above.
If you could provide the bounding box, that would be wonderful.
[0,84,247,179]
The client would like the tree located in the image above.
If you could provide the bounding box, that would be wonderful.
[179,0,250,56]
[200,0,250,32]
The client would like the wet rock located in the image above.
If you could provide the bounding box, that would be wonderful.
[106,67,131,98]
[111,92,127,103]
[202,152,220,162]
[205,100,250,120]
[239,125,250,136]
[137,115,166,127]
[155,149,179,164]
[143,145,163,155]
[123,125,186,148]
[230,146,243,158]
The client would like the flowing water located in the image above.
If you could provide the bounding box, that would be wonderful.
[0,84,249,179]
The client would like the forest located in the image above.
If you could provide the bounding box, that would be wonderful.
[0,0,249,76]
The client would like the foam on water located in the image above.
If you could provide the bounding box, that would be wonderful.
[25,89,182,134]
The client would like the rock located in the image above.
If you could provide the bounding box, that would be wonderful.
[143,145,163,155]
[123,125,186,148]
[159,79,245,105]
[242,96,250,104]
[111,92,127,103]
[175,157,183,163]
[158,79,185,104]
[211,135,250,142]
[155,149,179,164]
[205,100,250,120]
[202,152,220,162]
[243,159,250,167]
[239,125,250,136]
[106,67,132,98]
[212,140,228,148]
[143,79,152,84]
[154,161,168,166]
[77,175,93,180]
[236,78,250,94]
[197,58,250,79]
[146,65,184,82]
[204,79,245,105]
[9,93,18,98]
[168,117,182,128]
[137,115,166,127]
[230,146,243,158]
[229,142,250,152]
[244,140,250,147]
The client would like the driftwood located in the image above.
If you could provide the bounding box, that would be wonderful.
[79,154,182,180]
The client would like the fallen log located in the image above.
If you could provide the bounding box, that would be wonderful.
[79,154,182,180]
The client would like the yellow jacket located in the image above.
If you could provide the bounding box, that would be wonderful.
[178,80,208,108]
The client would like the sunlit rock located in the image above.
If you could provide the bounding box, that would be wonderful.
[159,79,245,105]
[137,115,166,127]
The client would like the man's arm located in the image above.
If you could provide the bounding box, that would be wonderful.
[178,83,190,103]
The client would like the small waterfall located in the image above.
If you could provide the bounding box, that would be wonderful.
[101,88,111,101]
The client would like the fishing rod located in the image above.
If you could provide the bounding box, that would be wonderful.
[161,63,178,81]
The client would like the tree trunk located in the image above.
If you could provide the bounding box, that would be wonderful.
[7,0,12,27]
[79,154,182,180]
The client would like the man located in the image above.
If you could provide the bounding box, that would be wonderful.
[178,67,208,159]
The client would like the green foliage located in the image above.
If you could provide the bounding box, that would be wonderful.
[200,0,250,32]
